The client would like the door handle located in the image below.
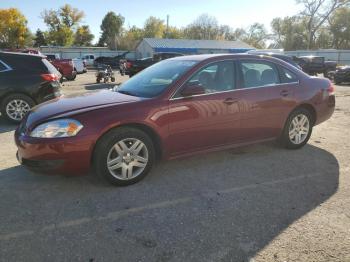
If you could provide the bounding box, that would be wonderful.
[280,90,289,97]
[223,98,238,105]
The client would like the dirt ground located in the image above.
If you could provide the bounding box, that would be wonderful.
[0,71,349,262]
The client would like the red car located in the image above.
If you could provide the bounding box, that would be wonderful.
[15,54,335,186]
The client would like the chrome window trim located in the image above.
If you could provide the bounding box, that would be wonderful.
[0,60,12,73]
[169,81,300,101]
[169,57,300,101]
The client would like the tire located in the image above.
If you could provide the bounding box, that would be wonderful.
[93,127,155,186]
[66,73,77,81]
[111,77,115,82]
[1,94,35,123]
[279,108,313,149]
[96,78,101,83]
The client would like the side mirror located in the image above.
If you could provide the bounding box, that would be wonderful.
[181,82,205,97]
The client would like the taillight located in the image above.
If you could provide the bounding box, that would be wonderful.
[127,62,132,68]
[327,83,335,95]
[41,73,59,82]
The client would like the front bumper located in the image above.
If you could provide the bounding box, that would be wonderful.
[15,132,93,176]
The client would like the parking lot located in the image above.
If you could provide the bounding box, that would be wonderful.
[0,71,350,262]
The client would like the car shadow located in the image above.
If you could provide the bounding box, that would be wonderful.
[0,143,339,261]
[0,115,17,134]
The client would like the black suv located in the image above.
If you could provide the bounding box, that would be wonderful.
[0,52,61,123]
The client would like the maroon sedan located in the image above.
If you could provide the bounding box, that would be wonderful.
[15,54,335,186]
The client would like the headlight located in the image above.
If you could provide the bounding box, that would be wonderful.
[30,119,83,138]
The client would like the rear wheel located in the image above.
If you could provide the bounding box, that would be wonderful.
[1,94,35,123]
[279,108,313,149]
[93,127,155,186]
[66,73,77,81]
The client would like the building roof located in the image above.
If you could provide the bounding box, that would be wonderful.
[142,38,254,50]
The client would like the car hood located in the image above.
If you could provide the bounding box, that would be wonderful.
[26,90,141,128]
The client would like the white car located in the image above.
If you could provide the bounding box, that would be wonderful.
[82,54,95,66]
[72,58,87,74]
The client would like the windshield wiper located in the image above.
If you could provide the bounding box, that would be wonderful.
[117,90,137,97]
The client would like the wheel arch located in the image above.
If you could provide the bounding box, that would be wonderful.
[91,122,163,164]
[0,91,37,106]
[294,103,317,126]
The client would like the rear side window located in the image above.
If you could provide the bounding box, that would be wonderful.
[241,61,280,88]
[42,59,60,75]
[1,55,46,73]
[280,67,298,83]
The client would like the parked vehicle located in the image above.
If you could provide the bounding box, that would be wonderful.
[295,56,337,77]
[247,51,302,70]
[125,52,184,77]
[45,54,76,82]
[0,52,61,123]
[332,66,350,84]
[94,52,133,69]
[15,54,335,186]
[82,54,95,66]
[96,65,115,83]
[72,58,87,74]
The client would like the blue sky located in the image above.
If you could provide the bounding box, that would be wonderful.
[0,0,301,43]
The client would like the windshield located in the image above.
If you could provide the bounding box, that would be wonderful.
[117,60,198,98]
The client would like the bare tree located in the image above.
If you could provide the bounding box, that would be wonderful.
[297,0,350,49]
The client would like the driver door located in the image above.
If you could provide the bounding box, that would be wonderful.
[166,60,242,157]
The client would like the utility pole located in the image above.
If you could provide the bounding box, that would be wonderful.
[166,15,169,38]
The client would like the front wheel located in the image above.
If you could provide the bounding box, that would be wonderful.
[279,108,313,149]
[93,127,155,186]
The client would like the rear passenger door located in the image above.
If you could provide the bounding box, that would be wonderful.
[238,59,298,142]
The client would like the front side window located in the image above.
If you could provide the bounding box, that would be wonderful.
[185,61,236,94]
[117,60,197,98]
[241,61,280,88]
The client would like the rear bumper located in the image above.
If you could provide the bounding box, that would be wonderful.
[315,95,335,126]
[15,132,93,176]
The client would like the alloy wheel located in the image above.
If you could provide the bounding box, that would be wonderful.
[107,138,149,180]
[6,99,31,121]
[289,114,310,145]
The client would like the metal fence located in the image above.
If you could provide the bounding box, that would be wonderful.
[285,50,350,65]
[39,47,136,60]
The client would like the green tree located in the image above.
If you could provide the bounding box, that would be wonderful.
[143,16,165,38]
[271,16,308,50]
[98,12,124,49]
[33,29,47,47]
[184,14,219,40]
[329,7,350,48]
[0,8,30,48]
[41,4,84,46]
[74,25,94,46]
[118,26,144,50]
[241,23,269,49]
[296,0,350,49]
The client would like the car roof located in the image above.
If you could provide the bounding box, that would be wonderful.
[0,51,44,59]
[168,53,285,62]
